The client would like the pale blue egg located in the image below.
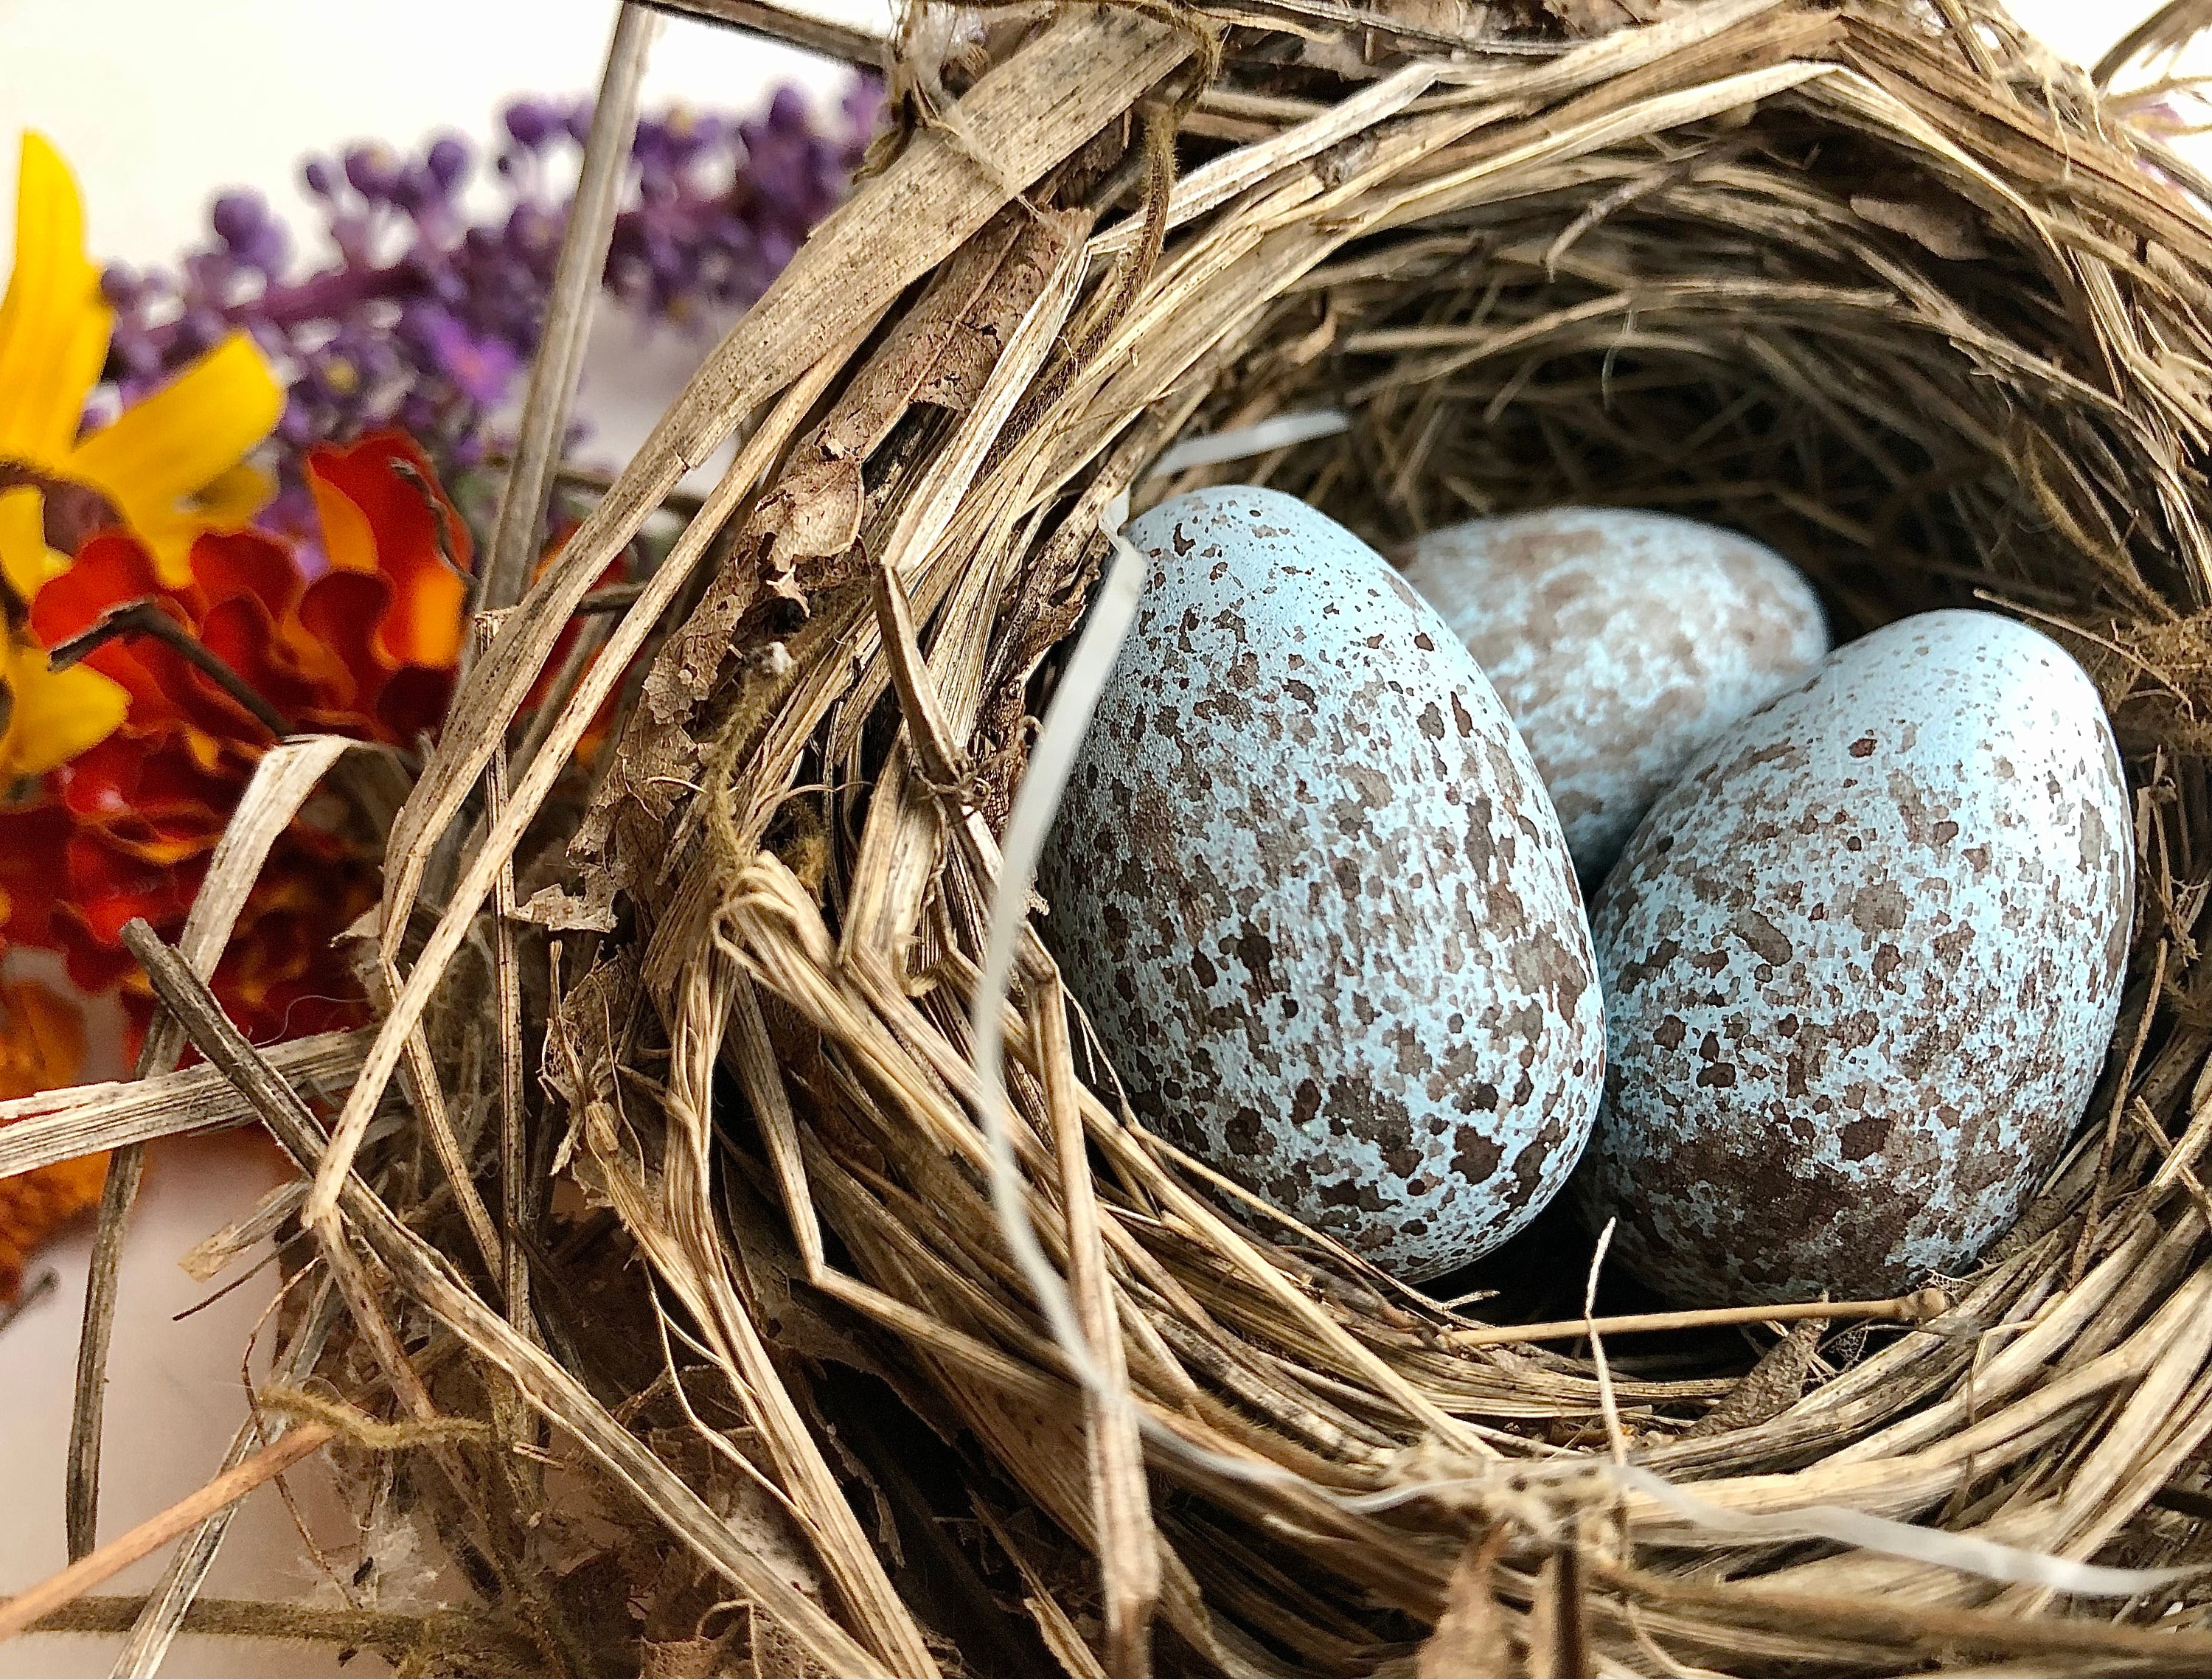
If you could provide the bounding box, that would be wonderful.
[1040,488,1605,1281]
[1403,508,1829,882]
[1579,610,2132,1305]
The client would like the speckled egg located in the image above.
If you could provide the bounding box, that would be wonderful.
[1401,508,1829,880]
[1577,610,2132,1307]
[1038,487,1605,1282]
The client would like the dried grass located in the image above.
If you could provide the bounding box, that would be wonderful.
[19,0,2212,1673]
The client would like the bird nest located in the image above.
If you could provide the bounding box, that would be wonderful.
[24,0,2212,1674]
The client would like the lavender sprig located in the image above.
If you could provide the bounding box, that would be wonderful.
[102,78,880,496]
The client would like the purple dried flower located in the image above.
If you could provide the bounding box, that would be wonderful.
[502,98,557,149]
[212,192,289,274]
[210,192,264,249]
[341,144,401,200]
[105,76,882,490]
[99,264,142,308]
[766,86,810,133]
[174,307,227,358]
[423,306,521,406]
[425,134,471,193]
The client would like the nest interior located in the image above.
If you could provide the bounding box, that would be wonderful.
[52,1,2212,1675]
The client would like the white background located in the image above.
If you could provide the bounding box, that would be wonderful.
[0,1,2193,1675]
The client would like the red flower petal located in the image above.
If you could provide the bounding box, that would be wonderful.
[294,567,389,718]
[29,533,182,721]
[66,827,206,946]
[29,529,181,645]
[305,431,472,670]
[199,593,324,727]
[53,733,243,841]
[189,526,302,622]
[0,800,80,947]
[376,664,457,745]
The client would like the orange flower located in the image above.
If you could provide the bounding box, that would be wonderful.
[0,976,96,1298]
[0,431,470,1041]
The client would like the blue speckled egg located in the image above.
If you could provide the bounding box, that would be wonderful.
[1578,610,2133,1306]
[1039,487,1606,1282]
[1402,508,1829,881]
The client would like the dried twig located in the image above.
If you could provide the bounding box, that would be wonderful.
[476,616,535,1348]
[1444,1290,1952,1349]
[1,1425,337,1644]
[476,2,658,616]
[641,0,888,67]
[66,738,367,1562]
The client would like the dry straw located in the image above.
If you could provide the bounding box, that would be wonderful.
[14,0,2212,1672]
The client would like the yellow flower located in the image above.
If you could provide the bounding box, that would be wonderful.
[0,131,283,591]
[0,486,121,776]
[0,131,285,779]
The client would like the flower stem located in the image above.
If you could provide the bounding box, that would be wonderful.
[46,600,297,738]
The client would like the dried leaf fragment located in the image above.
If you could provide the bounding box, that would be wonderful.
[755,456,867,564]
[1683,1311,1830,1437]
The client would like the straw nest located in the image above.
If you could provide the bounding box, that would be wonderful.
[23,0,2212,1674]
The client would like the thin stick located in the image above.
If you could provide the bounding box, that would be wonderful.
[1593,1554,2212,1663]
[65,1151,143,1562]
[46,600,295,739]
[640,0,888,66]
[67,742,363,1561]
[1584,1220,1631,1468]
[1032,971,1158,1678]
[575,581,647,614]
[376,959,504,1282]
[0,1424,335,1644]
[23,1594,506,1651]
[477,2,658,615]
[473,617,535,1348]
[1441,1289,1953,1349]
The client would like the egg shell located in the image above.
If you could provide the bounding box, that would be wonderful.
[1577,609,2132,1307]
[1039,487,1606,1282]
[1401,508,1830,880]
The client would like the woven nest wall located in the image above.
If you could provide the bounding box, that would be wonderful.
[52,1,2212,1676]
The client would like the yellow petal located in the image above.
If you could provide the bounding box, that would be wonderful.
[0,484,66,607]
[0,633,125,778]
[103,459,282,586]
[68,333,282,520]
[119,510,206,587]
[0,133,112,467]
[192,459,274,526]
